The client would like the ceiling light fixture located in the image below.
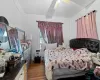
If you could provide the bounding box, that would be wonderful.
[54,0,61,9]
[62,0,70,3]
[58,0,61,3]
[54,0,70,9]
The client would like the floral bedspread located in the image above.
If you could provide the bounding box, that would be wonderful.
[45,48,93,71]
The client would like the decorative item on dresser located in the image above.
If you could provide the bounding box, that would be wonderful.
[34,50,41,63]
[0,60,27,80]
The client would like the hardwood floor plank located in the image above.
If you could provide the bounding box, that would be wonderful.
[28,63,45,80]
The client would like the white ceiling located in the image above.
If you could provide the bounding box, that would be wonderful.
[18,0,95,18]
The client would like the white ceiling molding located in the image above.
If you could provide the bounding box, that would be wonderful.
[85,0,96,9]
[70,0,84,8]
[13,0,26,15]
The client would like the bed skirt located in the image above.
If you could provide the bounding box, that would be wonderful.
[45,68,87,80]
[53,68,87,80]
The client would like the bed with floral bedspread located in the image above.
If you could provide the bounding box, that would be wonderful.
[45,47,93,80]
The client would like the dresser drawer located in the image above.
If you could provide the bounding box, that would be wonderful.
[15,63,27,80]
[15,66,24,80]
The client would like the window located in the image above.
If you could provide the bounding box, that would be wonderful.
[39,29,48,43]
[40,30,45,44]
[39,30,47,50]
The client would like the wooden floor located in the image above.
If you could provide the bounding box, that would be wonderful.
[28,63,45,80]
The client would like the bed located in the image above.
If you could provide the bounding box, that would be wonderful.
[44,38,100,80]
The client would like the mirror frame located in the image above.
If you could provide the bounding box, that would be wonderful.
[16,27,25,41]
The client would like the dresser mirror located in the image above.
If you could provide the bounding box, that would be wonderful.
[0,22,10,50]
[7,28,19,52]
[16,28,25,53]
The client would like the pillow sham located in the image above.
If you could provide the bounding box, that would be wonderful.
[54,46,66,51]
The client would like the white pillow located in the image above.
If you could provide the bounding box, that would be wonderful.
[88,51,97,57]
[92,57,100,65]
[62,42,69,48]
[62,43,66,48]
[97,52,100,59]
[45,43,57,49]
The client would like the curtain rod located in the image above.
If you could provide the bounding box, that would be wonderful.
[76,10,97,21]
[36,21,63,24]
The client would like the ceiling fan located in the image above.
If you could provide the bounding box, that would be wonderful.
[46,0,96,19]
[46,0,82,19]
[46,0,76,19]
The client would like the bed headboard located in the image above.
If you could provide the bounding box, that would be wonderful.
[70,38,100,53]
